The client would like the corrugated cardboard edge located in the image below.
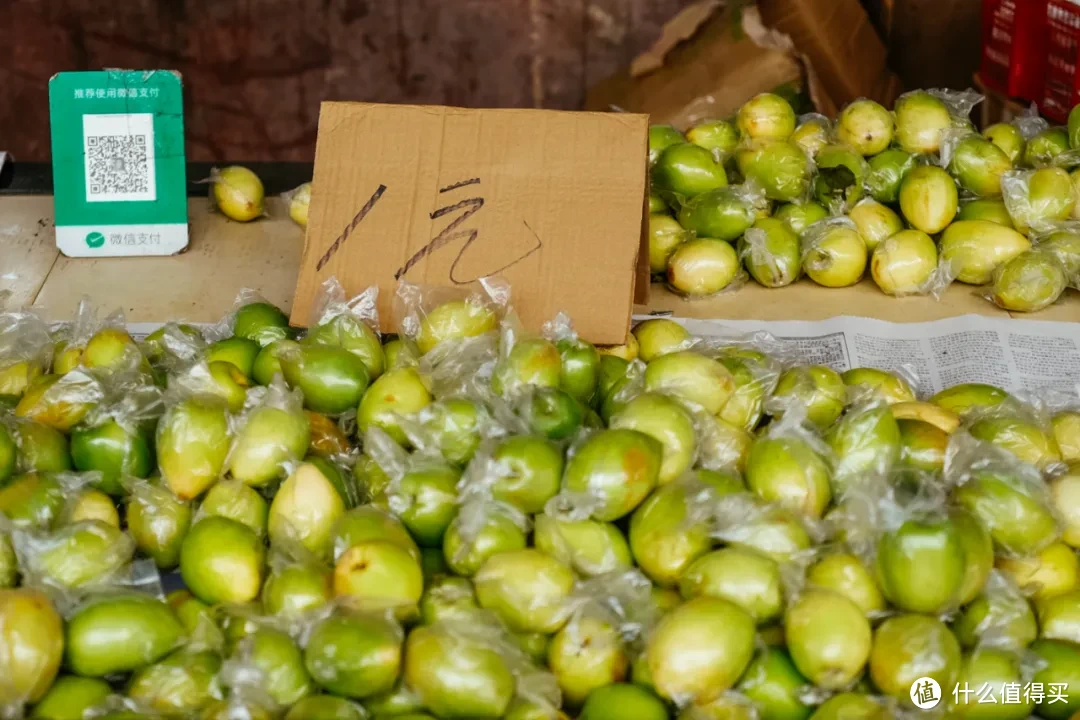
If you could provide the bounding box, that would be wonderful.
[630,0,724,78]
[740,6,832,117]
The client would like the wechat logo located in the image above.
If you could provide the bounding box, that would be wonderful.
[85,231,105,248]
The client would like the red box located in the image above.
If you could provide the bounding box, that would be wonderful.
[1044,0,1080,122]
[982,0,1050,101]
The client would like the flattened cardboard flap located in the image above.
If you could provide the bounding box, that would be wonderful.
[291,102,649,344]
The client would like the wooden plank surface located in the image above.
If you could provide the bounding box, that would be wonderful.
[3,194,1078,325]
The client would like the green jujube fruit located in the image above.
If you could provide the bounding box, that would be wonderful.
[827,404,901,482]
[157,397,231,501]
[233,302,290,347]
[813,144,868,211]
[416,300,498,355]
[736,648,812,720]
[252,340,286,386]
[17,421,72,475]
[65,594,183,677]
[745,434,831,518]
[837,99,894,156]
[687,120,738,156]
[649,125,686,166]
[1025,126,1070,167]
[126,479,191,569]
[740,218,801,288]
[563,429,662,521]
[304,314,384,379]
[70,420,149,495]
[991,250,1068,313]
[357,367,432,446]
[394,465,460,546]
[0,472,65,529]
[653,143,727,199]
[774,201,828,236]
[285,696,367,720]
[262,562,332,618]
[127,650,223,714]
[939,220,1031,284]
[735,140,811,202]
[876,517,966,614]
[648,214,688,274]
[490,434,563,513]
[0,424,13,486]
[894,91,951,154]
[678,187,757,241]
[304,611,403,699]
[32,520,134,589]
[1006,167,1075,233]
[442,511,527,577]
[666,238,741,296]
[491,338,562,397]
[1030,639,1080,719]
[244,628,314,706]
[200,479,269,536]
[869,614,961,705]
[737,93,797,140]
[404,623,515,719]
[557,337,600,403]
[533,514,633,577]
[0,589,64,706]
[205,336,261,378]
[269,462,347,561]
[180,517,265,604]
[791,116,831,158]
[956,198,1014,226]
[984,122,1025,162]
[953,471,1059,555]
[899,165,958,234]
[644,350,734,415]
[784,590,872,690]
[848,199,903,252]
[280,344,370,415]
[474,549,575,633]
[866,149,916,204]
[227,403,311,486]
[580,684,668,720]
[949,134,1012,197]
[679,547,783,623]
[30,676,112,720]
[611,393,696,485]
[808,694,888,720]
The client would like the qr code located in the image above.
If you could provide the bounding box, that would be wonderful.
[83,113,157,202]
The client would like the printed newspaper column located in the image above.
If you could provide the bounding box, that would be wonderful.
[49,70,188,257]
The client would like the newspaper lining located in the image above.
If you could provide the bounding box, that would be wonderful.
[636,313,1080,396]
[127,314,1080,397]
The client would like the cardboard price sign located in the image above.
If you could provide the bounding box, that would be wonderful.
[290,102,649,344]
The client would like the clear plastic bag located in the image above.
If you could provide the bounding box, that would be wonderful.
[744,409,834,518]
[945,431,1061,556]
[800,216,867,289]
[224,376,309,488]
[13,519,136,603]
[1031,223,1080,288]
[0,306,52,399]
[1001,167,1076,234]
[928,87,985,126]
[824,400,900,493]
[739,222,802,289]
[123,477,194,570]
[791,112,834,159]
[303,277,384,379]
[983,247,1069,313]
[953,570,1038,650]
[14,368,105,433]
[395,278,510,356]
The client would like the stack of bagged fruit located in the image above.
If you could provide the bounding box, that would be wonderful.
[649,91,1080,312]
[2,280,1080,719]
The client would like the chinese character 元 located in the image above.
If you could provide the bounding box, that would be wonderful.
[916,681,938,705]
[977,683,998,703]
[139,88,148,98]
[1026,682,1046,704]
[106,88,116,98]
[95,89,105,99]
[954,683,974,704]
[73,89,84,99]
[1001,682,1021,705]
[150,87,159,98]
[1048,683,1069,705]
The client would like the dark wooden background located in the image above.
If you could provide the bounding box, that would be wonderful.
[3,0,980,163]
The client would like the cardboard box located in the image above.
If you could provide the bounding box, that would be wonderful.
[756,0,901,117]
[289,102,650,344]
[586,0,901,126]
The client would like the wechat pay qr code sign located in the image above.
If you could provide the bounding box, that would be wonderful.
[49,71,188,257]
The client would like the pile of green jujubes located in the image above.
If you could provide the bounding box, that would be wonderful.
[2,290,1080,720]
[649,91,1080,312]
